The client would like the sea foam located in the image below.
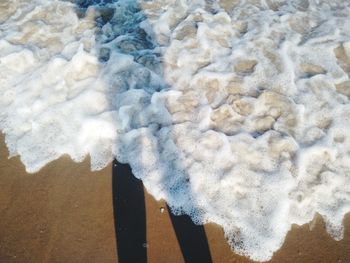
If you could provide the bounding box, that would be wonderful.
[1,0,350,261]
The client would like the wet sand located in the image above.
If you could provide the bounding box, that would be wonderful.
[0,133,350,263]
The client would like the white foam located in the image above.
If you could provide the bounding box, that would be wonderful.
[1,0,350,261]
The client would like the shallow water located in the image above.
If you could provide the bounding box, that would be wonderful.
[1,0,350,261]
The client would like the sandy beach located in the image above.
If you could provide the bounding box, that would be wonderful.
[0,133,349,263]
[1,1,350,261]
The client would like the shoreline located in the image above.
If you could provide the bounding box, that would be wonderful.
[0,134,350,263]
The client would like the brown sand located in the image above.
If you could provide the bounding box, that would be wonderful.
[0,133,350,263]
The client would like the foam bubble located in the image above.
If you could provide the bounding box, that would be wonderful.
[1,0,350,261]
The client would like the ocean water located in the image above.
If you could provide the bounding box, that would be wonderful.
[1,0,350,261]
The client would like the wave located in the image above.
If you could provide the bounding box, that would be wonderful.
[1,0,350,261]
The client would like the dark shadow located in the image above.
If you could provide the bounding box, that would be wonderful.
[168,205,213,263]
[70,0,213,262]
[112,159,147,263]
[111,158,213,263]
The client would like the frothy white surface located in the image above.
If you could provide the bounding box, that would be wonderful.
[1,0,350,261]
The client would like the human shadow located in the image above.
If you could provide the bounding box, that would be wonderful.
[112,160,147,263]
[168,205,213,263]
[111,158,213,263]
[71,1,213,262]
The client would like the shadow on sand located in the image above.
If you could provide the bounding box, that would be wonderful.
[112,160,213,263]
[112,160,147,263]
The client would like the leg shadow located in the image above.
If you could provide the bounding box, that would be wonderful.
[112,159,147,263]
[168,205,213,263]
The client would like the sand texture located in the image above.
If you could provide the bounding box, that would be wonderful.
[1,134,350,263]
